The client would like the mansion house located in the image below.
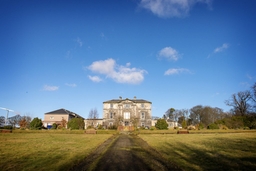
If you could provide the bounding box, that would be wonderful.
[103,96,152,128]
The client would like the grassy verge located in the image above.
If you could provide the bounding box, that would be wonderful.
[137,129,256,134]
[0,133,112,171]
[139,133,256,171]
[12,129,118,134]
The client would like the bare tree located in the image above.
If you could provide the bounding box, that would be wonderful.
[225,91,251,116]
[251,83,256,109]
[8,115,22,128]
[189,105,204,124]
[0,116,5,127]
[87,108,99,127]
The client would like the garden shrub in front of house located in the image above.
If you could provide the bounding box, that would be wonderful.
[67,118,85,130]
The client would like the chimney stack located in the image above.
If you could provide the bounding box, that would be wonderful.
[119,96,122,100]
[134,96,136,100]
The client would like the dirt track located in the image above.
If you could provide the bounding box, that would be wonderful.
[70,134,181,171]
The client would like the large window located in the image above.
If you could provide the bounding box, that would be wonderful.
[124,112,130,119]
[141,112,145,119]
[110,112,113,119]
[141,122,145,127]
[110,104,113,108]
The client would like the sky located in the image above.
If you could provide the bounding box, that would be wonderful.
[0,0,256,120]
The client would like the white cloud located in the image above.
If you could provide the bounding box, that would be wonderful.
[164,68,191,75]
[65,83,77,87]
[87,58,147,84]
[158,47,180,61]
[88,75,103,83]
[76,37,83,47]
[43,85,59,91]
[214,43,229,53]
[139,0,212,18]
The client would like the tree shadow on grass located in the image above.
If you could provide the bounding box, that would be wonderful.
[164,141,256,171]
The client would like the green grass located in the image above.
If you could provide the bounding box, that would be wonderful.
[0,132,112,171]
[139,133,256,171]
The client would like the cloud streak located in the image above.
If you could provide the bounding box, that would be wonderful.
[65,83,77,87]
[76,37,83,47]
[43,85,59,91]
[214,43,229,53]
[158,46,180,61]
[88,75,103,83]
[139,0,212,18]
[164,68,191,75]
[87,58,147,84]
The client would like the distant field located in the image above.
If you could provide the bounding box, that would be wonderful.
[0,132,112,171]
[139,133,256,171]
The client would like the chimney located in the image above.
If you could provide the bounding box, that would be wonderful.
[119,96,122,100]
[134,96,136,100]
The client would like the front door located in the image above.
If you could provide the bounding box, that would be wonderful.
[125,121,129,126]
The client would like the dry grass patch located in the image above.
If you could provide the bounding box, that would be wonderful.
[139,133,256,171]
[0,133,112,171]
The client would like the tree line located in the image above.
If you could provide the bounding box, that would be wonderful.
[163,82,256,129]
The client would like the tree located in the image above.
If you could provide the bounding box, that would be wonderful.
[19,115,32,129]
[155,119,168,130]
[165,108,175,120]
[30,117,43,130]
[251,83,256,110]
[225,91,251,116]
[8,115,22,128]
[60,118,67,128]
[189,105,203,125]
[67,118,85,130]
[0,116,5,127]
[87,108,99,127]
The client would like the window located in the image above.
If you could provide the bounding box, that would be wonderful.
[141,103,144,108]
[124,112,130,119]
[141,122,145,127]
[50,116,54,119]
[141,112,145,119]
[110,104,113,108]
[110,112,113,119]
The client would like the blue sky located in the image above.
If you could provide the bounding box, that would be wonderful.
[1,0,256,120]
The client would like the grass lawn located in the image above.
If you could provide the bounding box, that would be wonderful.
[0,132,112,171]
[139,133,256,171]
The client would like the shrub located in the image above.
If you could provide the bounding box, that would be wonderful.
[57,125,65,129]
[219,124,229,130]
[150,126,156,130]
[155,119,168,130]
[97,124,104,129]
[187,125,196,130]
[108,125,117,130]
[51,123,57,129]
[67,118,85,130]
[30,118,43,130]
[196,123,205,130]
[207,123,219,129]
[3,125,13,129]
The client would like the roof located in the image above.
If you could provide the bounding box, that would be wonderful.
[45,108,85,119]
[103,98,152,104]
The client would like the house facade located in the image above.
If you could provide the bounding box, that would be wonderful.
[103,96,152,128]
[43,108,84,129]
